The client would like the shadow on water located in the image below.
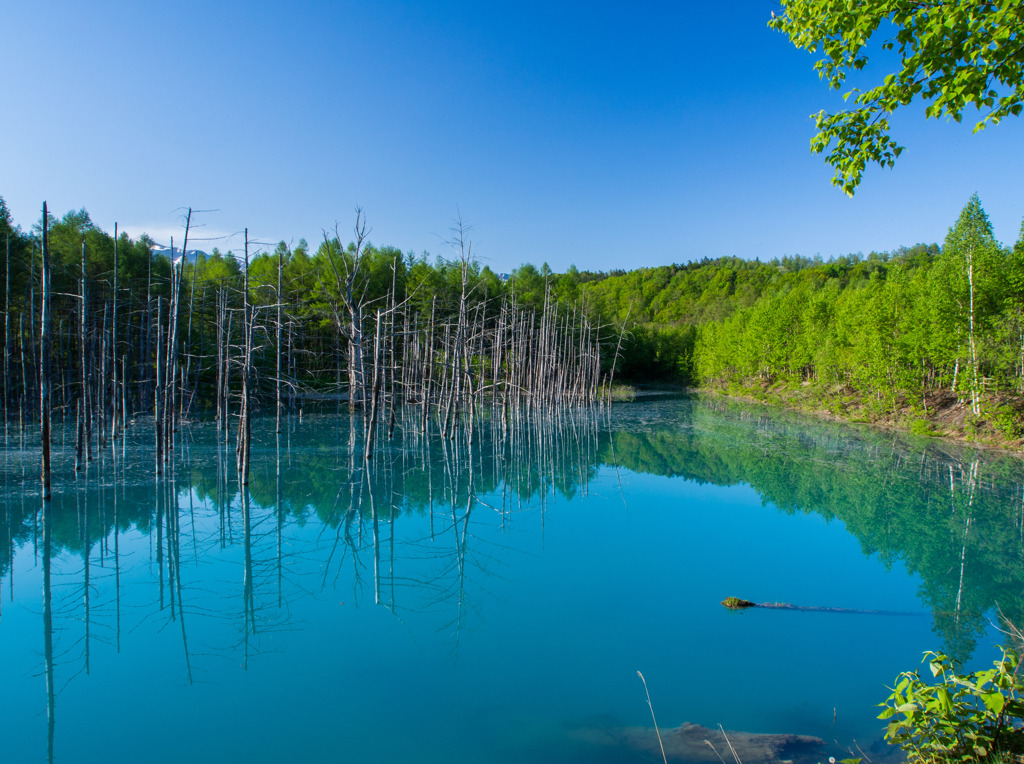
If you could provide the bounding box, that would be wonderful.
[2,396,1023,762]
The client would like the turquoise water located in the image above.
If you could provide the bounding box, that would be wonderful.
[1,396,1022,763]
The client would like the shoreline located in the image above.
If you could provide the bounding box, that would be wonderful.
[620,382,1024,454]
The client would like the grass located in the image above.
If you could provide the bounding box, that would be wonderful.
[637,671,668,764]
[608,384,638,401]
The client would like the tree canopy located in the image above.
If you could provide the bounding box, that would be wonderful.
[770,0,1024,195]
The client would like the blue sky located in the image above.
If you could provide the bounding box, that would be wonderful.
[3,0,1022,273]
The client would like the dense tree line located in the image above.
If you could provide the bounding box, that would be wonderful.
[547,196,1024,434]
[0,200,168,435]
[4,194,1022,442]
[693,197,1024,426]
[0,199,612,464]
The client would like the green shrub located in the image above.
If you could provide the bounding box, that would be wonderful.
[986,405,1022,441]
[879,648,1024,762]
[909,418,941,438]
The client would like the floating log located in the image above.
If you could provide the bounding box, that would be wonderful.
[721,596,923,616]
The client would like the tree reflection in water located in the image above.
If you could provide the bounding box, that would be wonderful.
[1,396,1022,761]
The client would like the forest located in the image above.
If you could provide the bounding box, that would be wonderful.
[562,194,1024,442]
[2,194,1023,451]
[0,202,608,489]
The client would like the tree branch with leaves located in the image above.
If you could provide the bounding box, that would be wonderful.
[771,0,1024,195]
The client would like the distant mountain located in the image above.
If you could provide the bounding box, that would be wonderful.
[150,246,208,263]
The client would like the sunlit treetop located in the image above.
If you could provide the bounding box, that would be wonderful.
[770,0,1024,196]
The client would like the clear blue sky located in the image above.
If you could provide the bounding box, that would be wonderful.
[3,0,1022,272]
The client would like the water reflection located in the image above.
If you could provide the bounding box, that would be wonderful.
[42,497,54,764]
[2,396,1023,762]
[603,400,1024,661]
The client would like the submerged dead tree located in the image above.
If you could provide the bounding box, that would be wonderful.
[76,241,88,471]
[4,234,9,442]
[276,246,283,433]
[110,223,119,451]
[5,201,620,487]
[320,209,371,413]
[155,297,164,476]
[40,202,52,500]
[163,237,182,460]
[237,230,253,485]
[290,211,612,462]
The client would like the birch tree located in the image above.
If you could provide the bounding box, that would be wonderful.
[934,195,1004,415]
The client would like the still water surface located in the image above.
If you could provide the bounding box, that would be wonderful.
[2,396,1022,763]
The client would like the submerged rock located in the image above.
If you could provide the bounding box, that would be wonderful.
[571,721,827,763]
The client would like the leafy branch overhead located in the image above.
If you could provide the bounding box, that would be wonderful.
[770,0,1024,195]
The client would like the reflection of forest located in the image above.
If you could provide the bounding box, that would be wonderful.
[3,396,1023,669]
[603,397,1024,661]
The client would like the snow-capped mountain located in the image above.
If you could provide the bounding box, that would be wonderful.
[150,246,208,263]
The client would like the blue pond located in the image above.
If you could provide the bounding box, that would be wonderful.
[1,395,1022,762]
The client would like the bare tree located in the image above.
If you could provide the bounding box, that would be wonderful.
[39,203,52,500]
[320,209,371,412]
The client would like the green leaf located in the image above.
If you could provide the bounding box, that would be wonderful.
[775,0,1024,193]
[937,687,955,714]
[980,692,1005,714]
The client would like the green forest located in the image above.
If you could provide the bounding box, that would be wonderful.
[585,195,1024,442]
[2,194,1023,444]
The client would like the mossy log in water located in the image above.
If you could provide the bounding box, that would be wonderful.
[721,596,922,616]
[721,597,757,609]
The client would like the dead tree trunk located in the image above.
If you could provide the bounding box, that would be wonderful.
[276,248,285,433]
[111,223,119,449]
[80,241,91,464]
[237,229,252,484]
[40,202,52,500]
[155,297,163,476]
[181,249,197,421]
[4,234,10,443]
